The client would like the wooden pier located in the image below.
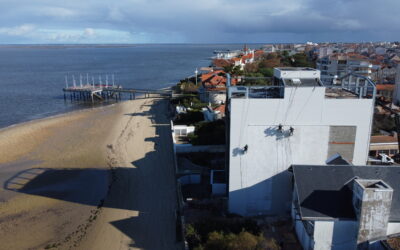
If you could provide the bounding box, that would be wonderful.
[63,84,173,102]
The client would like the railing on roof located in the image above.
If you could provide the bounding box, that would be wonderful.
[336,73,376,99]
[227,73,376,100]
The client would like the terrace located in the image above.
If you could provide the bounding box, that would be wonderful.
[228,70,376,100]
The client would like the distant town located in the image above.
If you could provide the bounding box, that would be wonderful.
[170,42,400,250]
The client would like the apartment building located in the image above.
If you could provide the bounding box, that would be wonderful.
[317,53,373,85]
[227,68,375,216]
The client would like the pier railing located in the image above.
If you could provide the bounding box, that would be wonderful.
[63,84,173,102]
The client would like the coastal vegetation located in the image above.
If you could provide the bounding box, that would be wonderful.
[188,120,226,145]
[185,217,280,250]
[174,111,204,125]
[221,52,314,86]
[246,52,313,75]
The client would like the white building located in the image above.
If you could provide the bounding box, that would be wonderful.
[227,67,376,216]
[317,54,373,85]
[292,164,400,250]
[392,64,400,105]
[318,47,335,59]
[214,50,241,59]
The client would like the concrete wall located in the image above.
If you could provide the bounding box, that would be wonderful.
[173,125,195,136]
[387,222,400,236]
[353,180,393,243]
[294,218,358,250]
[229,86,374,216]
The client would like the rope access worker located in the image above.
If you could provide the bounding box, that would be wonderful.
[243,144,248,154]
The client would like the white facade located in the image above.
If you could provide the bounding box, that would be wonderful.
[173,125,195,137]
[274,67,320,79]
[228,69,375,216]
[392,64,400,105]
[317,56,373,85]
[215,50,241,59]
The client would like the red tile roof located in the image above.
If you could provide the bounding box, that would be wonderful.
[376,84,395,91]
[201,70,237,90]
[213,104,226,113]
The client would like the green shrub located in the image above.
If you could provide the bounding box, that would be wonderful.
[189,120,225,145]
[174,111,204,125]
[203,231,271,250]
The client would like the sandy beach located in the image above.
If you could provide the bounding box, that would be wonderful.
[0,99,179,250]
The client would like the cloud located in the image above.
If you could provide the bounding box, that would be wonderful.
[84,28,95,37]
[0,0,399,43]
[0,24,36,36]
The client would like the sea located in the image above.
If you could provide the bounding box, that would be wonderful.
[0,44,261,129]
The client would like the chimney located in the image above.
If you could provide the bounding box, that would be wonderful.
[352,179,393,244]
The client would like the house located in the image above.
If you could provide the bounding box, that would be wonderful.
[227,67,375,216]
[292,164,400,250]
[198,70,238,104]
[202,105,225,121]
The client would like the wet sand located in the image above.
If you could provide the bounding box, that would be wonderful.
[0,99,179,250]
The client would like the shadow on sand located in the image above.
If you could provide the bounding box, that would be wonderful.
[3,99,179,249]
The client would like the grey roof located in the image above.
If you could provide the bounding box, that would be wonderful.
[326,153,351,165]
[292,165,400,221]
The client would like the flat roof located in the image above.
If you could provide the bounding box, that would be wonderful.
[371,135,398,144]
[283,78,322,87]
[276,67,318,71]
[292,165,400,221]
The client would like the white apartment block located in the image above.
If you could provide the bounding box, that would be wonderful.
[392,64,400,105]
[227,67,376,216]
[317,54,373,85]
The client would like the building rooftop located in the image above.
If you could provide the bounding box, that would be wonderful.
[370,135,398,144]
[276,67,317,71]
[283,78,322,87]
[292,165,400,221]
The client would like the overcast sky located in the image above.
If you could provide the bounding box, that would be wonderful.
[0,0,399,44]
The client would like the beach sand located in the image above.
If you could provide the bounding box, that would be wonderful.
[0,99,179,250]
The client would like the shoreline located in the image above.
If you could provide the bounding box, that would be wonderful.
[0,84,176,132]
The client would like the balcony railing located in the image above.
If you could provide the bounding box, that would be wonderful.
[227,73,376,100]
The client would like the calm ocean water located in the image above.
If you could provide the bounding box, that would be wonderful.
[0,44,260,129]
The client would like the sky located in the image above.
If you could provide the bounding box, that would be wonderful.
[0,0,399,44]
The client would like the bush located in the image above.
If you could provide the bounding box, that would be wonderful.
[202,231,272,250]
[185,217,281,250]
[174,111,204,125]
[176,81,199,94]
[188,120,225,145]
